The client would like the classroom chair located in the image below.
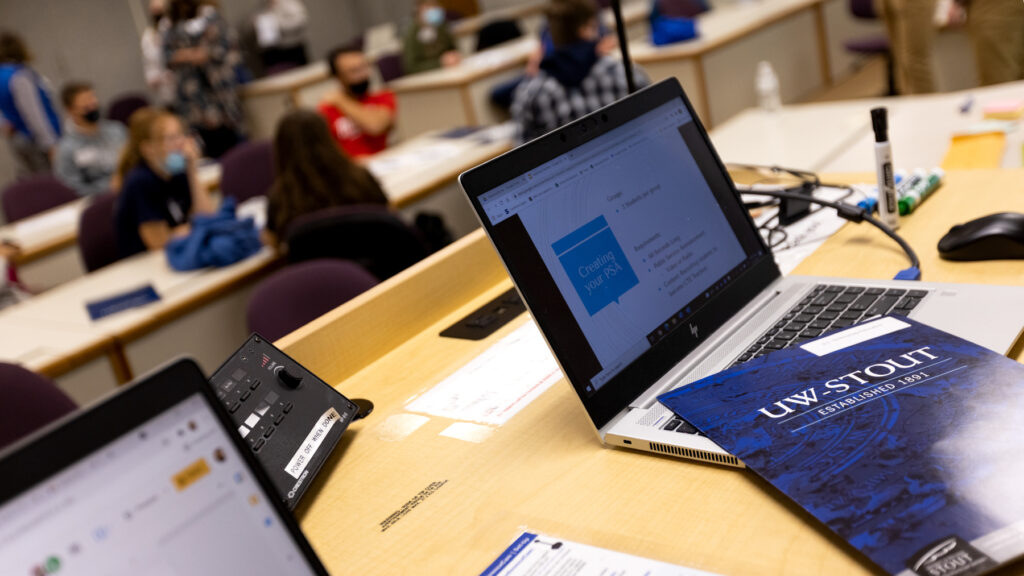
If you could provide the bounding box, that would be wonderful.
[0,363,77,451]
[218,140,275,203]
[246,259,379,342]
[845,0,896,96]
[476,20,523,52]
[284,205,430,281]
[106,93,150,126]
[376,53,406,83]
[78,192,121,272]
[1,175,78,223]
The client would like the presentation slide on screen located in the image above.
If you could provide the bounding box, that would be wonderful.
[517,119,745,382]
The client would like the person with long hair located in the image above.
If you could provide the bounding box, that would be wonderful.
[265,109,388,245]
[114,107,216,257]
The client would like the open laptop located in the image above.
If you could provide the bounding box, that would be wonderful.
[0,359,330,575]
[459,78,1024,467]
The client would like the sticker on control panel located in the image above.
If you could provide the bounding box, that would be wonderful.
[284,407,341,479]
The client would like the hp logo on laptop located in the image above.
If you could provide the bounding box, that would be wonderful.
[689,324,699,338]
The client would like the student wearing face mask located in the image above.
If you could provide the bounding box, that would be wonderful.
[114,107,215,258]
[402,0,461,74]
[511,0,648,142]
[318,45,397,157]
[54,82,127,196]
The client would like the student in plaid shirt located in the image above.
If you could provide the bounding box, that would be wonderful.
[511,0,648,142]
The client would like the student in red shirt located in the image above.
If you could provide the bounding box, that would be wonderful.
[318,45,396,157]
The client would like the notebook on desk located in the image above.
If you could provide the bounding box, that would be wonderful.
[0,359,330,575]
[458,78,1024,467]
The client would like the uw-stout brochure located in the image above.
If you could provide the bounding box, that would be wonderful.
[658,315,1024,576]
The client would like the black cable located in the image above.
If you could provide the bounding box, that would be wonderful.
[609,0,636,93]
[746,189,922,278]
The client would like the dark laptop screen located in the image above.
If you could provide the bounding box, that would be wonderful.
[0,392,323,575]
[466,80,774,427]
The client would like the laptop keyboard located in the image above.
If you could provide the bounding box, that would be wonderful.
[728,284,928,367]
[660,283,929,436]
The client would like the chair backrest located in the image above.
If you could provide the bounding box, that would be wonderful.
[218,140,275,203]
[284,205,430,281]
[848,0,877,19]
[77,192,121,272]
[0,363,77,451]
[247,259,379,341]
[1,174,78,223]
[475,20,523,52]
[106,93,150,125]
[376,53,405,83]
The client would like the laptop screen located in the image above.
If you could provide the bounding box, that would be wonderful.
[0,392,321,575]
[465,80,773,428]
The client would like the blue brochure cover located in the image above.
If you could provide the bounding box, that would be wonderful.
[658,315,1024,576]
[86,285,160,320]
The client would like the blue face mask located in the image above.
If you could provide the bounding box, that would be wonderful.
[424,6,445,26]
[163,151,187,176]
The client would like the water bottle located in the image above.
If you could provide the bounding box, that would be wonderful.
[756,61,781,111]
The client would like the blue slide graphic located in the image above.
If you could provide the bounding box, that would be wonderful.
[553,216,639,316]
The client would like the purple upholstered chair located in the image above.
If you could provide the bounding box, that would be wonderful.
[78,192,121,272]
[106,93,150,126]
[376,53,406,83]
[1,174,78,223]
[845,0,896,95]
[246,259,379,342]
[0,363,77,451]
[219,140,275,203]
[283,205,431,281]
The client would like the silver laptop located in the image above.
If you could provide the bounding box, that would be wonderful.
[459,79,1024,467]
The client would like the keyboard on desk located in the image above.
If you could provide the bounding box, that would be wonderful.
[660,283,930,437]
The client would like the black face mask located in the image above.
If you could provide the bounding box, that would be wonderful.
[82,109,101,124]
[347,80,370,98]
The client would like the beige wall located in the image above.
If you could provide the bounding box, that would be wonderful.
[0,0,401,193]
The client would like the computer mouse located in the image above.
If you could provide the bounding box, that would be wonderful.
[937,212,1024,261]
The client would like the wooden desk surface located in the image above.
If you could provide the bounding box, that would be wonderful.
[2,246,277,340]
[366,128,514,207]
[388,36,539,93]
[281,169,1024,575]
[0,199,85,266]
[0,316,116,378]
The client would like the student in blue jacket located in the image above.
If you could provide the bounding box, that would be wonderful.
[0,32,62,176]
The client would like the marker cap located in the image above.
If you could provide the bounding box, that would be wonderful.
[871,107,888,143]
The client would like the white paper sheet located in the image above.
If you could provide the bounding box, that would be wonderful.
[405,320,562,426]
[480,531,722,576]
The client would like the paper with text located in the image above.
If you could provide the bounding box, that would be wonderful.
[405,321,561,426]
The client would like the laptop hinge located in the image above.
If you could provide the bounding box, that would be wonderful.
[630,276,797,410]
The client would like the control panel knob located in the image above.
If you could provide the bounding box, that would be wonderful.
[278,368,303,388]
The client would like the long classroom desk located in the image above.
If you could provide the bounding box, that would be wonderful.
[0,129,513,405]
[0,163,223,292]
[0,247,280,405]
[630,0,881,128]
[387,36,539,140]
[276,168,1024,575]
[711,80,1024,173]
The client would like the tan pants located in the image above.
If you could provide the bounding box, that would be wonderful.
[879,0,938,94]
[968,0,1024,85]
